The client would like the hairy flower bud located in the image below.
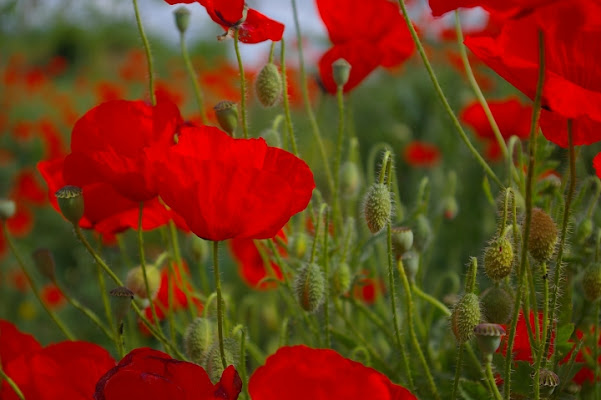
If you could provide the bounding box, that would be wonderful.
[413,214,432,252]
[480,286,514,324]
[190,235,209,264]
[0,199,16,220]
[332,58,351,88]
[332,262,351,296]
[55,185,84,225]
[184,318,214,365]
[260,128,282,148]
[582,263,601,302]
[206,337,239,382]
[451,293,481,343]
[363,183,392,234]
[527,208,558,263]
[483,237,514,282]
[125,265,161,299]
[399,252,419,283]
[339,161,361,199]
[255,63,282,108]
[294,263,326,312]
[392,227,413,259]
[214,101,238,136]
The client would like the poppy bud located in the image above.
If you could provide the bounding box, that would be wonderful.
[451,293,481,343]
[173,6,191,34]
[214,101,238,136]
[473,323,505,361]
[527,208,558,263]
[32,248,56,281]
[0,199,16,220]
[206,337,239,382]
[399,251,419,283]
[260,128,282,148]
[332,58,351,88]
[55,185,84,225]
[339,161,361,199]
[332,262,351,296]
[125,265,161,299]
[190,235,209,264]
[483,237,514,282]
[442,196,458,220]
[255,63,282,108]
[413,214,432,252]
[294,263,325,313]
[582,263,601,301]
[184,317,214,365]
[363,183,392,234]
[109,286,134,324]
[480,286,513,324]
[539,369,559,398]
[392,227,413,259]
[575,218,593,244]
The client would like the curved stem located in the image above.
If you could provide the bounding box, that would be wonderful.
[212,241,227,369]
[233,30,248,139]
[412,284,451,316]
[132,0,155,105]
[280,38,298,156]
[179,31,207,124]
[0,367,24,400]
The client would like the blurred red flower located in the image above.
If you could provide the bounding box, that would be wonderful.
[147,125,314,241]
[561,328,601,386]
[352,273,385,305]
[249,345,417,399]
[316,0,415,93]
[41,283,66,310]
[94,348,241,400]
[428,0,556,18]
[499,310,554,363]
[0,320,115,400]
[404,141,441,168]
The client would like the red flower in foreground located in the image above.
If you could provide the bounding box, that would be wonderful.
[166,0,284,44]
[147,125,314,241]
[428,0,556,18]
[95,348,241,400]
[499,311,554,363]
[403,141,441,168]
[249,345,417,399]
[317,0,415,93]
[465,0,601,148]
[0,320,115,400]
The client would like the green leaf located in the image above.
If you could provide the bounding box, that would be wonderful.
[511,361,534,398]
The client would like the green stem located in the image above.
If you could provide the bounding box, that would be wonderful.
[332,84,346,231]
[212,241,227,369]
[233,30,248,139]
[533,262,549,400]
[167,222,197,320]
[322,209,331,348]
[138,203,161,332]
[396,0,502,188]
[451,344,464,400]
[2,222,75,340]
[268,41,276,63]
[0,366,24,400]
[485,360,503,400]
[280,38,298,156]
[412,284,451,316]
[132,0,155,105]
[179,31,207,124]
[95,260,122,356]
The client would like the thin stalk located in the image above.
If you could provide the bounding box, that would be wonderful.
[132,0,155,105]
[595,301,600,400]
[533,262,549,400]
[138,203,161,331]
[332,84,346,230]
[322,208,331,347]
[451,344,464,400]
[95,261,121,356]
[233,30,248,138]
[179,31,207,123]
[212,241,227,369]
[485,359,503,400]
[412,284,451,316]
[280,38,298,156]
[168,222,197,320]
[0,367,24,400]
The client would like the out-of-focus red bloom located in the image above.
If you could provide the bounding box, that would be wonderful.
[12,121,34,141]
[7,269,29,292]
[465,0,601,148]
[499,311,554,363]
[559,328,601,385]
[352,272,385,305]
[229,230,286,290]
[0,320,115,400]
[147,125,314,241]
[166,0,284,44]
[63,97,183,202]
[94,348,241,400]
[119,49,147,83]
[13,169,46,205]
[6,203,34,237]
[428,0,556,18]
[249,345,417,399]
[95,81,125,103]
[41,283,66,310]
[37,118,67,160]
[403,141,441,168]
[317,0,415,93]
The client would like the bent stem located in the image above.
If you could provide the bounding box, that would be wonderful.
[280,38,299,156]
[0,367,24,400]
[179,31,207,123]
[212,241,227,369]
[132,0,155,105]
[233,30,249,139]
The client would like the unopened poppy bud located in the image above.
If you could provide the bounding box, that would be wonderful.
[451,293,481,343]
[294,263,325,312]
[340,161,361,199]
[332,58,351,88]
[413,214,432,252]
[214,101,238,136]
[32,248,56,281]
[473,323,505,361]
[392,227,413,259]
[55,185,84,225]
[173,6,191,34]
[363,183,392,234]
[184,317,214,365]
[206,337,239,382]
[0,199,16,220]
[484,237,514,282]
[576,218,593,244]
[539,369,559,398]
[190,235,209,264]
[109,286,134,324]
[442,196,459,220]
[260,128,281,148]
[399,251,419,282]
[255,63,282,108]
[527,208,558,263]
[480,286,513,324]
[125,265,161,299]
[582,263,601,301]
[332,262,351,296]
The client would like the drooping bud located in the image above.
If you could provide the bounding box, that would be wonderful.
[473,323,506,361]
[0,199,16,220]
[206,337,240,382]
[399,252,419,283]
[480,286,514,324]
[255,63,282,108]
[339,161,361,199]
[184,317,215,365]
[294,263,325,312]
[332,58,351,88]
[214,101,238,136]
[392,227,413,259]
[483,237,514,282]
[190,235,209,264]
[109,286,134,324]
[451,293,481,343]
[260,128,282,148]
[55,186,84,225]
[332,262,351,296]
[173,6,191,34]
[527,208,558,263]
[413,214,432,252]
[125,265,161,299]
[32,248,56,281]
[363,183,392,234]
[539,369,559,398]
[582,263,601,302]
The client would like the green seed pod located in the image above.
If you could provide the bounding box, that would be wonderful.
[332,58,351,88]
[451,293,481,343]
[332,262,351,296]
[392,227,414,259]
[190,235,209,264]
[399,251,419,283]
[184,318,214,365]
[125,265,161,299]
[527,208,558,263]
[260,128,282,148]
[539,369,559,398]
[214,101,238,136]
[575,218,593,244]
[109,286,134,324]
[255,63,282,108]
[173,6,191,34]
[483,237,514,282]
[294,263,325,312]
[473,323,506,360]
[55,185,84,225]
[0,199,16,220]
[206,337,240,383]
[339,161,361,199]
[413,214,432,252]
[480,286,514,324]
[32,248,56,281]
[582,263,601,302]
[363,183,392,234]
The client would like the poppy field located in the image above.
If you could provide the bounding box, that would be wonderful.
[2,0,601,399]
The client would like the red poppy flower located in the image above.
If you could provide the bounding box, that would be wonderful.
[63,97,183,202]
[146,125,314,241]
[559,328,601,385]
[41,283,66,310]
[229,230,286,290]
[428,0,556,18]
[249,345,417,399]
[94,347,241,400]
[12,169,46,205]
[317,0,415,93]
[499,311,554,363]
[403,141,441,168]
[0,320,115,400]
[352,273,385,305]
[465,0,601,148]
